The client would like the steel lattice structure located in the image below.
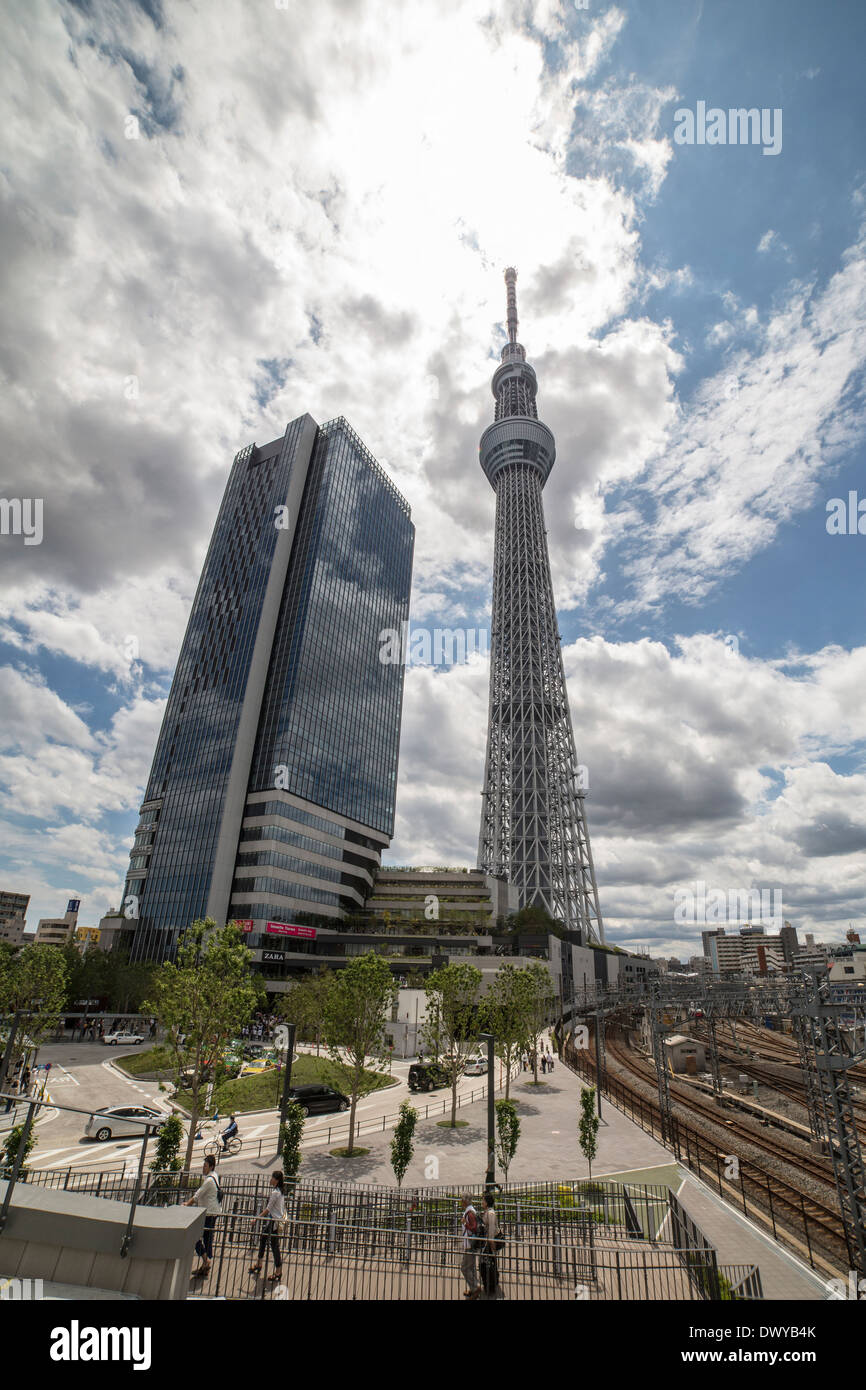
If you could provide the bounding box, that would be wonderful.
[477,268,603,941]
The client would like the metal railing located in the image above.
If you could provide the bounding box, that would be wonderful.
[563,1034,845,1277]
[191,1208,746,1302]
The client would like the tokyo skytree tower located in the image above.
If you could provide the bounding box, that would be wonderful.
[477,268,604,943]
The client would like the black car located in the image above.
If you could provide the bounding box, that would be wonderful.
[288,1084,350,1117]
[408,1061,451,1093]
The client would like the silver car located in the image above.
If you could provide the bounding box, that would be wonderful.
[463,1056,488,1076]
[84,1105,164,1142]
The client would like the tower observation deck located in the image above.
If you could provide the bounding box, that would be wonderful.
[477,268,604,943]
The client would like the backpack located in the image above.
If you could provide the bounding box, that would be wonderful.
[211,1174,223,1207]
[465,1206,484,1249]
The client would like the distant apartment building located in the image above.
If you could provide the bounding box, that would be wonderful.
[703,922,835,978]
[828,944,866,1007]
[0,890,29,946]
[34,899,80,947]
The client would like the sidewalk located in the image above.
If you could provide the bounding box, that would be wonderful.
[294,1055,673,1188]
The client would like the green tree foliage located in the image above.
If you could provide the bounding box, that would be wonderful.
[143,919,260,1170]
[579,1085,600,1183]
[524,961,557,1083]
[0,944,68,1075]
[423,962,482,1127]
[480,964,533,1100]
[321,953,397,1155]
[495,1098,521,1181]
[0,1120,37,1178]
[60,944,157,1015]
[279,970,331,1053]
[281,1099,306,1182]
[148,1112,185,1201]
[390,1099,418,1188]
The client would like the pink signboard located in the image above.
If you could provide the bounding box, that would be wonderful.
[266,921,317,939]
[231,919,254,933]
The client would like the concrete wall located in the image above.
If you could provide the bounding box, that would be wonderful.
[0,1179,204,1300]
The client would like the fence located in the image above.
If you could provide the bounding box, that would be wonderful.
[195,1214,735,1302]
[19,1168,761,1300]
[563,1035,846,1278]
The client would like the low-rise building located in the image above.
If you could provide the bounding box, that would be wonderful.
[35,900,80,947]
[663,1034,706,1074]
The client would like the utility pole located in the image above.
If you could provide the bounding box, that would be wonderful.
[594,1003,605,1120]
[791,973,866,1275]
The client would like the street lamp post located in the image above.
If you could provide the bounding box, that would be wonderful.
[479,1031,495,1185]
[277,1022,297,1158]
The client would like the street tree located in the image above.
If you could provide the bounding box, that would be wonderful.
[0,943,69,1078]
[143,919,260,1170]
[390,1099,418,1188]
[495,1098,521,1181]
[480,964,532,1099]
[321,952,397,1156]
[149,1112,185,1201]
[281,1099,306,1183]
[424,962,482,1127]
[579,1085,600,1184]
[524,961,557,1083]
[279,970,331,1053]
[0,1120,36,1178]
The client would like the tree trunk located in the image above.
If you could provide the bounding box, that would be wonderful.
[347,1093,357,1154]
[183,1090,199,1171]
[450,1064,457,1127]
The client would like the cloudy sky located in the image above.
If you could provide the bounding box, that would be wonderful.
[2,0,865,958]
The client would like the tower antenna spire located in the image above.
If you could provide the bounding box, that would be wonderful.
[504,266,519,345]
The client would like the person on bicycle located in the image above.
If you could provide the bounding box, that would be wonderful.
[221,1113,239,1152]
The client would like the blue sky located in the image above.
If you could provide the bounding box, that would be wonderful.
[1,0,865,957]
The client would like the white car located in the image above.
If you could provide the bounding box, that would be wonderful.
[463,1056,488,1076]
[84,1105,164,1141]
[102,1031,144,1046]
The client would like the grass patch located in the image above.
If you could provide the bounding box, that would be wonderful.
[330,1147,370,1158]
[436,1120,470,1128]
[174,1054,397,1115]
[114,1045,176,1078]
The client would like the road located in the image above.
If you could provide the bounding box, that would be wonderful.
[21,1040,518,1174]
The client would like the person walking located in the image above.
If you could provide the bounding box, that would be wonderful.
[480,1192,501,1299]
[460,1194,481,1298]
[185,1155,221,1278]
[249,1171,285,1282]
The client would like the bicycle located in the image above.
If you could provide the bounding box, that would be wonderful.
[204,1133,243,1159]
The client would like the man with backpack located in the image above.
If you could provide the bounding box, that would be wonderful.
[460,1194,482,1298]
[185,1154,222,1278]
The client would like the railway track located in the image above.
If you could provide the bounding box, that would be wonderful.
[602,1035,850,1273]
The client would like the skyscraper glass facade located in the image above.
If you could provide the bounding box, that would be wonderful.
[127,414,413,962]
[249,419,412,836]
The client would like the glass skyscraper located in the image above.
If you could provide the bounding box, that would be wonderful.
[127,414,413,963]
